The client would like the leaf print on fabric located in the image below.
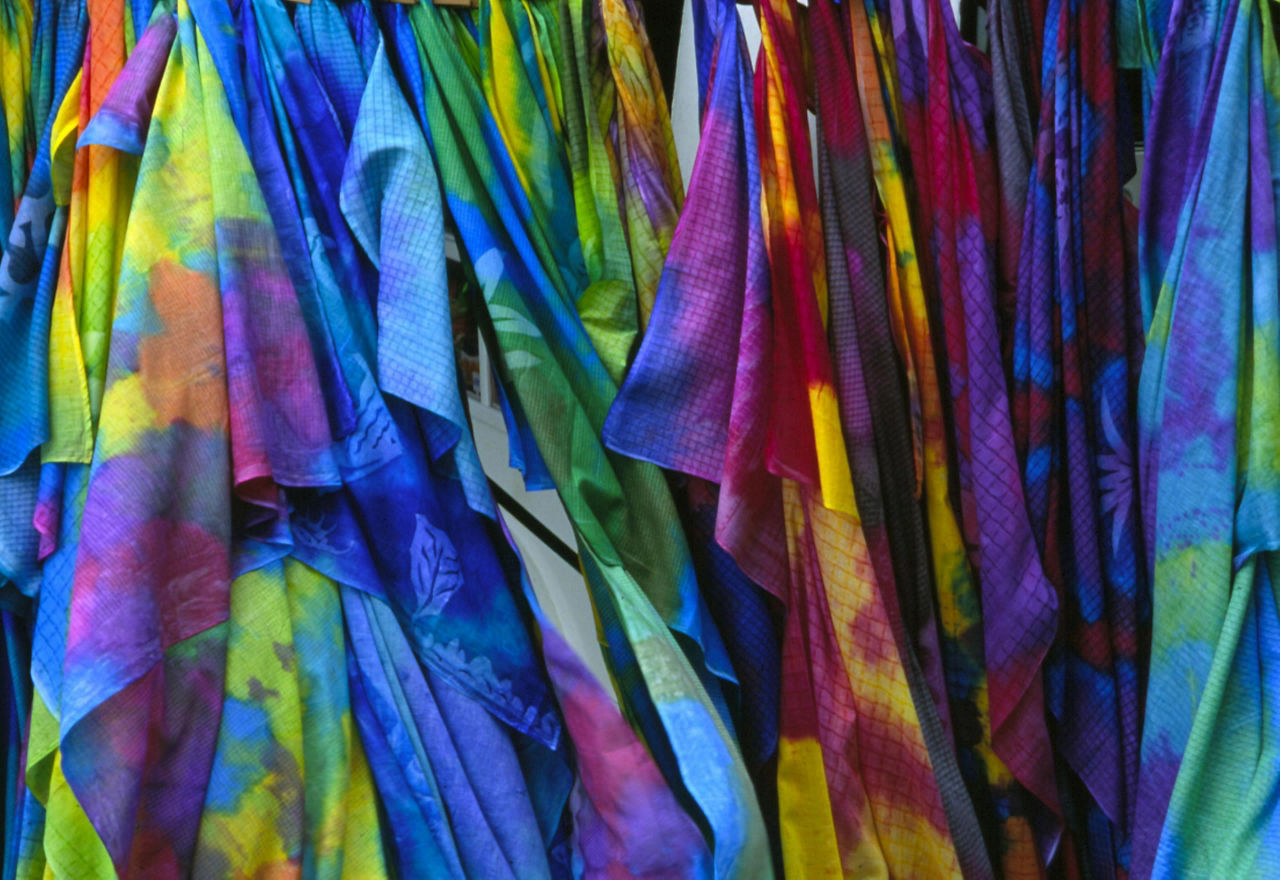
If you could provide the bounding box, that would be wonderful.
[477,251,545,372]
[502,350,544,370]
[293,509,354,556]
[409,513,465,617]
[489,304,542,340]
[1099,396,1134,556]
[473,247,506,296]
[340,368,402,475]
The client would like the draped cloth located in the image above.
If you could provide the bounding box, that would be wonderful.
[729,0,967,869]
[881,0,1062,873]
[544,0,643,385]
[382,2,771,875]
[1,0,756,873]
[595,0,683,325]
[3,0,1263,876]
[842,1,1026,875]
[751,0,863,868]
[10,1,574,875]
[350,0,721,859]
[0,0,85,594]
[603,0,784,790]
[0,6,85,875]
[1135,0,1280,875]
[43,4,392,872]
[811,3,986,874]
[987,0,1037,362]
[1013,0,1148,872]
[0,0,34,238]
[604,0,786,597]
[613,0,973,867]
[207,3,570,874]
[18,2,148,874]
[40,7,238,871]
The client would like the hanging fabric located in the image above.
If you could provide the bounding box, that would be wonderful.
[1013,0,1148,872]
[883,0,1062,872]
[602,0,785,817]
[0,0,1274,875]
[1135,0,1280,875]
[381,1,773,875]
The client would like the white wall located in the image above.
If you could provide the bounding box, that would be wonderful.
[467,397,615,695]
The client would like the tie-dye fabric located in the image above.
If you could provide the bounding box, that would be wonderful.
[815,2,966,870]
[3,0,646,876]
[1135,0,1280,875]
[884,0,1061,871]
[17,2,149,874]
[755,0,976,871]
[1014,0,1149,872]
[1131,0,1181,324]
[373,0,727,854]
[988,0,1037,358]
[846,0,947,738]
[754,0,853,517]
[844,4,1036,875]
[602,0,784,793]
[594,0,682,326]
[4,0,1277,875]
[615,0,979,868]
[806,4,995,878]
[52,4,353,870]
[0,0,84,600]
[0,0,34,237]
[749,10,859,864]
[544,0,641,385]
[202,3,573,875]
[379,2,773,875]
[604,0,786,600]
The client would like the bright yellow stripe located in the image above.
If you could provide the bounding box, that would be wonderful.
[44,73,93,465]
[809,383,857,514]
[777,737,846,879]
